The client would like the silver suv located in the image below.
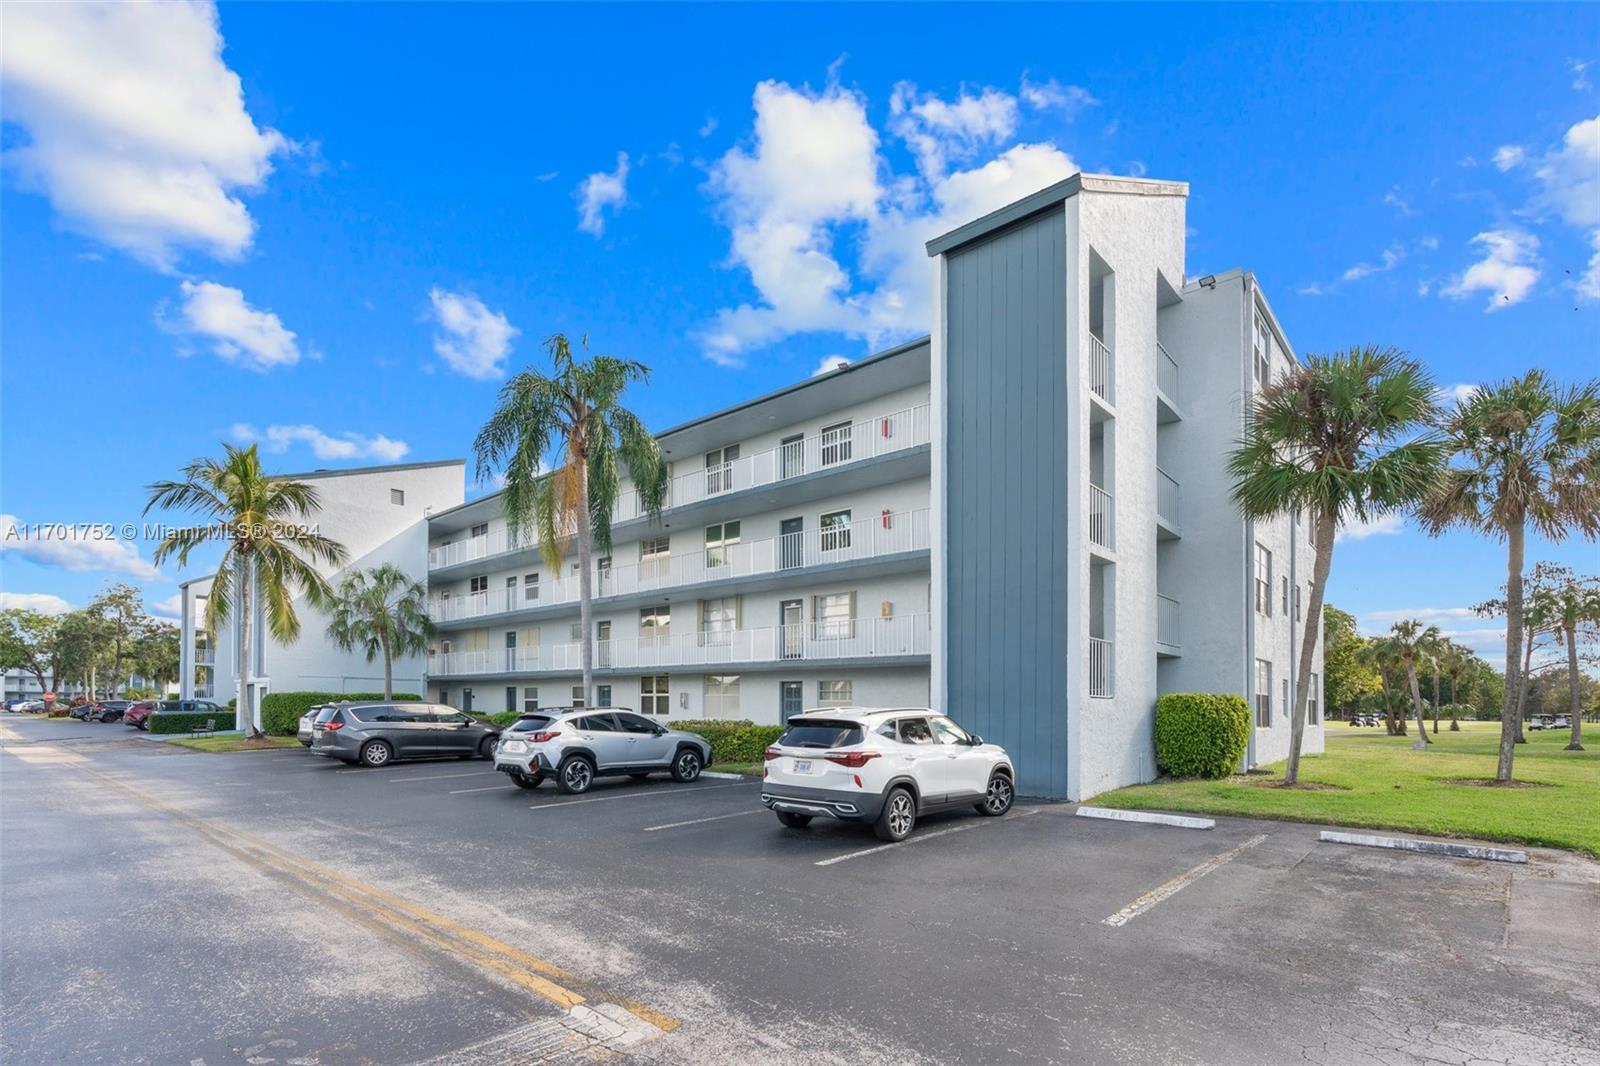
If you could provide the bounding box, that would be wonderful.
[493,708,712,794]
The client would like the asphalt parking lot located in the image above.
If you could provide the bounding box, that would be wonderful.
[3,716,1598,1066]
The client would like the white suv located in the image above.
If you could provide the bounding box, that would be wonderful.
[761,708,1015,841]
[493,708,712,794]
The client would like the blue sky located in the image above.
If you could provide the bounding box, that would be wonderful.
[2,3,1597,663]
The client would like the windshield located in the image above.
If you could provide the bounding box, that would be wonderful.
[779,721,864,749]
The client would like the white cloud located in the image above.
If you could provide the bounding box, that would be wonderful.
[427,287,517,380]
[230,423,409,463]
[1019,76,1099,117]
[1335,513,1406,542]
[1441,229,1541,310]
[576,151,630,236]
[0,1,287,269]
[699,77,1076,367]
[1435,383,1480,407]
[699,116,719,138]
[168,280,302,370]
[0,592,73,616]
[1341,243,1406,282]
[150,593,183,620]
[1492,145,1527,171]
[1571,59,1593,92]
[1363,606,1482,625]
[1579,231,1600,301]
[1420,235,1440,250]
[0,514,162,580]
[812,354,850,376]
[1530,115,1600,302]
[1383,188,1413,216]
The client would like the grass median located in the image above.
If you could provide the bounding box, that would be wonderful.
[1095,721,1599,858]
[167,734,302,753]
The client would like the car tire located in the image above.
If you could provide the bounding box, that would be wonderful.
[874,787,916,842]
[359,740,393,768]
[478,737,497,760]
[510,771,543,790]
[976,771,1014,816]
[671,748,703,783]
[777,812,812,829]
[556,755,595,795]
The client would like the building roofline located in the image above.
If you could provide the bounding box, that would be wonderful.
[926,172,1188,257]
[282,458,466,481]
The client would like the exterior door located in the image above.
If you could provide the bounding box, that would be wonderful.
[596,620,612,667]
[779,600,803,659]
[779,517,803,570]
[780,681,803,721]
[504,630,518,672]
[779,434,804,479]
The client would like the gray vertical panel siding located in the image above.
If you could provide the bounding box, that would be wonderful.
[944,208,1069,797]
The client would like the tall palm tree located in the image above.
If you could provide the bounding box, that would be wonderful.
[1428,635,1446,734]
[1543,571,1600,752]
[1419,372,1600,781]
[145,444,348,735]
[1229,346,1443,783]
[325,564,434,700]
[1440,639,1472,731]
[1386,620,1439,750]
[1356,637,1404,735]
[472,334,668,707]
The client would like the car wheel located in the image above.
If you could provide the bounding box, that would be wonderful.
[777,812,812,829]
[976,772,1014,816]
[511,771,543,790]
[557,755,594,795]
[478,737,497,760]
[873,787,916,842]
[359,740,393,768]
[671,748,703,783]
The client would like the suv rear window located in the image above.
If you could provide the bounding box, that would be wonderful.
[779,721,864,749]
[313,706,342,724]
[508,716,554,732]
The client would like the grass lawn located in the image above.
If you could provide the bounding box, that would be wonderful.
[167,734,302,753]
[1095,721,1600,858]
[707,762,762,777]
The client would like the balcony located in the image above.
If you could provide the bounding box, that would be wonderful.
[1156,468,1180,538]
[428,402,932,571]
[1089,333,1113,406]
[193,646,215,666]
[1156,341,1181,422]
[1089,484,1114,553]
[428,612,932,677]
[1157,594,1181,657]
[429,508,931,625]
[1088,637,1114,698]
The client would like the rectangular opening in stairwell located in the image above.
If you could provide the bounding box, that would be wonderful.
[1090,561,1115,699]
[1089,421,1113,553]
[1089,249,1115,406]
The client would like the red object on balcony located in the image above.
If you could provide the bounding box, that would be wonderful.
[881,508,892,529]
[881,417,892,437]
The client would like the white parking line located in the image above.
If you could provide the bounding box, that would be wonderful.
[449,784,517,795]
[528,783,744,812]
[814,809,1041,867]
[1101,833,1269,928]
[642,809,763,832]
[388,770,496,784]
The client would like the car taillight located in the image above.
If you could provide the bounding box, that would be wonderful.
[824,751,880,769]
[763,746,782,761]
[324,720,343,731]
[528,730,561,743]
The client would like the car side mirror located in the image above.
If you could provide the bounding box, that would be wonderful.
[654,727,668,737]
[969,735,984,746]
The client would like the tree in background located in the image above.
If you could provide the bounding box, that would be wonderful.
[1420,371,1600,782]
[472,334,669,708]
[1382,620,1440,750]
[324,564,434,700]
[1357,637,1404,735]
[0,609,65,697]
[132,620,181,695]
[1541,571,1600,751]
[1322,605,1382,718]
[145,443,348,736]
[54,610,112,696]
[1229,346,1442,784]
[1439,640,1475,730]
[89,583,147,696]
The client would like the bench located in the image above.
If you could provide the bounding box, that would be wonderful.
[192,718,218,735]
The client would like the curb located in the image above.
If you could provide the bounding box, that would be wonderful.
[1075,806,1215,830]
[1319,830,1527,864]
[701,771,751,781]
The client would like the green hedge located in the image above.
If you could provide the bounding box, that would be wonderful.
[151,710,239,734]
[668,719,785,764]
[259,691,420,735]
[480,711,521,727]
[1152,693,1251,779]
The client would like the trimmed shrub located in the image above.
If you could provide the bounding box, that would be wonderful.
[150,709,239,734]
[1153,693,1251,779]
[259,691,420,736]
[668,719,784,764]
[480,711,521,727]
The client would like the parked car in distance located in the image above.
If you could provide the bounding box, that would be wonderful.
[68,702,96,720]
[297,706,326,747]
[13,700,45,714]
[310,702,502,767]
[492,708,710,793]
[761,707,1015,842]
[92,700,133,723]
[147,700,226,731]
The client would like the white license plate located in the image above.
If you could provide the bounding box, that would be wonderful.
[791,759,813,774]
[504,740,527,753]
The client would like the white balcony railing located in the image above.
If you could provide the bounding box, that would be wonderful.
[1157,468,1180,529]
[428,613,932,677]
[1089,637,1114,698]
[1089,484,1113,551]
[1157,595,1181,649]
[1089,333,1113,404]
[428,403,932,570]
[429,509,931,624]
[1157,341,1179,406]
[193,647,215,666]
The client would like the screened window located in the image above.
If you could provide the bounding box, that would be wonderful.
[640,675,670,716]
[701,597,738,645]
[817,679,853,707]
[639,536,671,580]
[820,420,853,465]
[704,675,741,719]
[1254,544,1273,616]
[1255,659,1273,727]
[819,509,852,552]
[705,521,741,568]
[524,573,539,602]
[639,606,670,645]
[522,686,539,714]
[813,592,855,639]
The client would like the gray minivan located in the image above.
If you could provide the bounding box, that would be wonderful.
[310,702,501,767]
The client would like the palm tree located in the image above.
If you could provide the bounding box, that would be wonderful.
[145,444,348,735]
[1386,620,1439,750]
[472,334,668,707]
[1428,635,1447,734]
[1419,372,1600,781]
[1229,346,1442,783]
[1440,640,1472,731]
[1543,571,1600,752]
[325,564,434,700]
[1357,637,1404,735]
